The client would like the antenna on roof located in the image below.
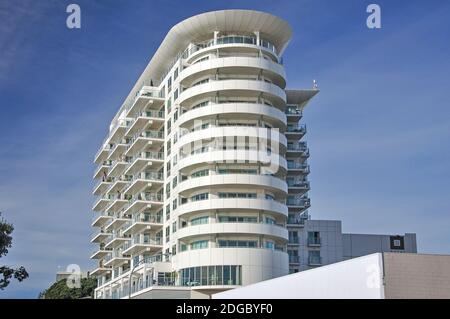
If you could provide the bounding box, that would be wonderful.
[313,79,318,90]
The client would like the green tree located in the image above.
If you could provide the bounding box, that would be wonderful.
[40,277,97,299]
[0,212,29,290]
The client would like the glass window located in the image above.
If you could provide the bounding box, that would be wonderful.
[191,216,209,225]
[201,266,208,285]
[191,169,209,178]
[191,240,208,250]
[191,193,209,202]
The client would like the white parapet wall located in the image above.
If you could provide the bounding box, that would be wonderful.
[212,253,385,299]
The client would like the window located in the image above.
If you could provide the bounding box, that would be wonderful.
[192,78,209,86]
[173,67,178,80]
[165,183,170,199]
[265,217,276,225]
[172,198,177,210]
[191,240,208,250]
[191,216,209,225]
[174,88,178,101]
[264,241,275,250]
[172,176,178,188]
[218,192,257,199]
[172,245,176,256]
[172,221,177,233]
[307,231,320,245]
[191,169,209,178]
[167,97,172,113]
[192,100,209,109]
[308,250,321,265]
[217,240,257,248]
[218,216,257,223]
[191,193,209,202]
[180,243,187,252]
[167,76,172,93]
[165,204,170,217]
[265,194,275,201]
[165,226,170,243]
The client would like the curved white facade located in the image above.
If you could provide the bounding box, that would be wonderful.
[91,9,318,299]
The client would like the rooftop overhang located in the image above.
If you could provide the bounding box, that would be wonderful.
[286,89,320,109]
[115,10,292,122]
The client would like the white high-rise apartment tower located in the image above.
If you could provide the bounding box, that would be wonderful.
[90,10,318,299]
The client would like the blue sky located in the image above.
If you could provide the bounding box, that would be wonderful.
[0,0,449,298]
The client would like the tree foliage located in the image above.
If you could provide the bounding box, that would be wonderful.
[39,277,97,299]
[0,212,29,290]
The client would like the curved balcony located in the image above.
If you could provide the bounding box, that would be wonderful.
[177,80,286,108]
[176,174,287,197]
[184,35,279,65]
[179,56,286,88]
[177,126,287,151]
[176,223,288,242]
[172,248,288,281]
[174,198,288,219]
[177,103,287,130]
[176,149,287,175]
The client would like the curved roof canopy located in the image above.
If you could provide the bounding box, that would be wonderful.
[116,10,292,121]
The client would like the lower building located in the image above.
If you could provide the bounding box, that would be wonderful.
[287,219,417,274]
[213,252,450,299]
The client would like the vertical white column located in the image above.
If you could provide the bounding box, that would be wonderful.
[214,31,220,45]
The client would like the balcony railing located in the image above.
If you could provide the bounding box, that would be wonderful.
[288,237,299,244]
[287,196,310,205]
[289,255,300,263]
[128,151,164,163]
[285,108,302,116]
[131,171,163,182]
[287,162,310,172]
[307,237,321,246]
[128,193,163,204]
[138,110,164,119]
[104,250,129,263]
[287,216,308,225]
[95,143,112,161]
[123,237,162,250]
[286,125,306,134]
[91,228,109,239]
[287,181,310,189]
[308,255,322,265]
[287,142,309,152]
[133,213,163,224]
[92,212,114,224]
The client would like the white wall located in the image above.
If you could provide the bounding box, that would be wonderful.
[212,253,385,299]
